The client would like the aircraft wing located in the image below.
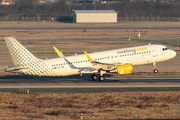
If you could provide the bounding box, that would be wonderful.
[79,67,98,73]
[84,51,129,71]
[89,61,116,70]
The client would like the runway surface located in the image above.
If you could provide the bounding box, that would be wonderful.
[0,76,180,88]
[1,27,180,30]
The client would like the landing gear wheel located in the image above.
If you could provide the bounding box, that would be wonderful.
[154,69,158,73]
[91,74,98,81]
[99,76,105,82]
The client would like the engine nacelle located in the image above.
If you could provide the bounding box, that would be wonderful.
[116,64,133,75]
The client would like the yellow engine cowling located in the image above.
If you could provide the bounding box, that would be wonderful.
[116,64,133,75]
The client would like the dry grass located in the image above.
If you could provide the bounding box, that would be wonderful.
[0,91,179,119]
[1,21,180,28]
[0,29,180,76]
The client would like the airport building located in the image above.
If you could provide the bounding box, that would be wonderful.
[73,10,117,23]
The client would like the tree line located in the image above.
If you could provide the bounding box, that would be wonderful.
[0,0,180,17]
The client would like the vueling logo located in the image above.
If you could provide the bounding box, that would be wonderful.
[135,47,148,51]
[117,47,148,54]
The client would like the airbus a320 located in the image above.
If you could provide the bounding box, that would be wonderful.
[4,37,176,82]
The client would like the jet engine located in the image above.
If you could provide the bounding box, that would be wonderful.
[115,64,133,75]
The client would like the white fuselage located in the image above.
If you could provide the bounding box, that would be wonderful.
[25,44,176,76]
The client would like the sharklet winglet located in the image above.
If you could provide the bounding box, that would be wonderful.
[84,51,94,62]
[53,46,64,57]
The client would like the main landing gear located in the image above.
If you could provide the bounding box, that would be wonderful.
[91,74,98,81]
[91,70,106,82]
[153,63,158,73]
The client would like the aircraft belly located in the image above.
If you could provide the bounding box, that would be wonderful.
[131,56,147,65]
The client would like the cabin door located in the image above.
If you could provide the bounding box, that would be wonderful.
[152,47,158,57]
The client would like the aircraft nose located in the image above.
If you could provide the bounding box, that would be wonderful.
[170,50,177,58]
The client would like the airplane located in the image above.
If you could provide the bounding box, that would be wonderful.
[4,37,176,82]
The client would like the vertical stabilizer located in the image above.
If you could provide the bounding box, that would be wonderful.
[4,37,38,65]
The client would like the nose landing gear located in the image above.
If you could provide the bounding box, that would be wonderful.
[153,63,158,73]
[153,69,158,73]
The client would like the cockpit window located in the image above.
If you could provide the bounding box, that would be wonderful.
[162,47,169,51]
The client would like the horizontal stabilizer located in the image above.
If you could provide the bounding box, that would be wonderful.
[5,65,30,73]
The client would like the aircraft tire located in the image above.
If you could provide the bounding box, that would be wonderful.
[154,69,158,73]
[91,74,98,81]
[99,76,105,82]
